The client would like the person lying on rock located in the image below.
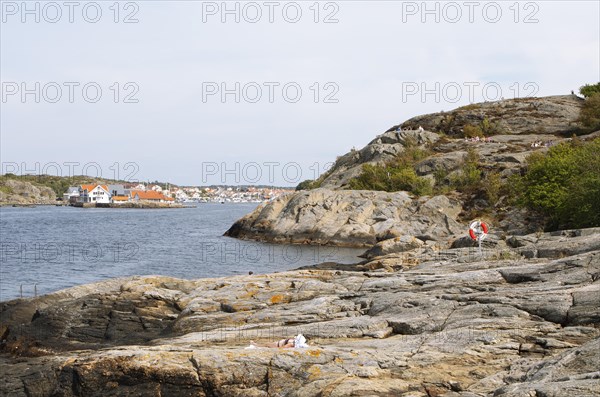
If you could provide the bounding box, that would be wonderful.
[248,334,308,349]
[250,338,295,348]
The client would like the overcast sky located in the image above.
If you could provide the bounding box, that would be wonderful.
[1,0,598,186]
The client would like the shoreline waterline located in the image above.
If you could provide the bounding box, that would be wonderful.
[0,204,364,301]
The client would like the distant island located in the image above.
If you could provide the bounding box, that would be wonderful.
[0,175,295,207]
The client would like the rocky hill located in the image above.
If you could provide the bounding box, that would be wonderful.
[0,179,57,205]
[226,94,592,247]
[1,228,598,396]
[317,95,583,189]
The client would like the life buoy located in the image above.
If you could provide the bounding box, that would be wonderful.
[469,221,488,241]
[481,222,488,234]
[468,229,477,240]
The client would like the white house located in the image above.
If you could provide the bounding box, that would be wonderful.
[78,184,111,204]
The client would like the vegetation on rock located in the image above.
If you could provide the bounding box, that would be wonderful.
[514,137,600,230]
[0,174,131,197]
[576,82,600,132]
[346,139,432,196]
[460,117,503,138]
[289,92,598,234]
[579,82,600,98]
[296,179,319,191]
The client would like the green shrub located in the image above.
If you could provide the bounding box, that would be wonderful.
[439,114,457,135]
[579,83,600,98]
[481,117,502,135]
[578,93,600,131]
[462,124,484,138]
[433,167,449,185]
[517,138,600,229]
[347,143,433,196]
[411,176,433,196]
[447,148,481,193]
[348,163,433,196]
[449,163,481,191]
[461,118,501,138]
[481,172,502,205]
[296,180,317,191]
[394,144,431,167]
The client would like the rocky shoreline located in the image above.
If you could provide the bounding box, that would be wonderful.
[0,203,57,207]
[2,94,598,396]
[1,228,598,396]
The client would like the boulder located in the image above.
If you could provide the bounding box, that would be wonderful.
[360,236,425,259]
[225,189,464,247]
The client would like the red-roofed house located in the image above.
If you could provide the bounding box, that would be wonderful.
[130,190,174,203]
[111,196,129,203]
[78,184,111,203]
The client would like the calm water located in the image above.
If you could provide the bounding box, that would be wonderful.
[0,204,363,301]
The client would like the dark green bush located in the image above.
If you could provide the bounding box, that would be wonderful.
[517,138,600,229]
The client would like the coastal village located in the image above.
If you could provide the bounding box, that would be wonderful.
[62,183,293,205]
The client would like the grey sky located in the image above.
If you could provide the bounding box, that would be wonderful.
[1,0,598,186]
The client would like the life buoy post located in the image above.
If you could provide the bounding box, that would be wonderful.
[469,220,488,241]
[468,220,489,257]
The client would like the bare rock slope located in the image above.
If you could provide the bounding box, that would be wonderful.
[225,189,463,247]
[1,230,599,396]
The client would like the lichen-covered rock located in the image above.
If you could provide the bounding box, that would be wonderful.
[360,235,425,259]
[1,235,599,396]
[507,228,600,259]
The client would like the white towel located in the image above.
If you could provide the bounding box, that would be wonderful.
[294,334,309,348]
